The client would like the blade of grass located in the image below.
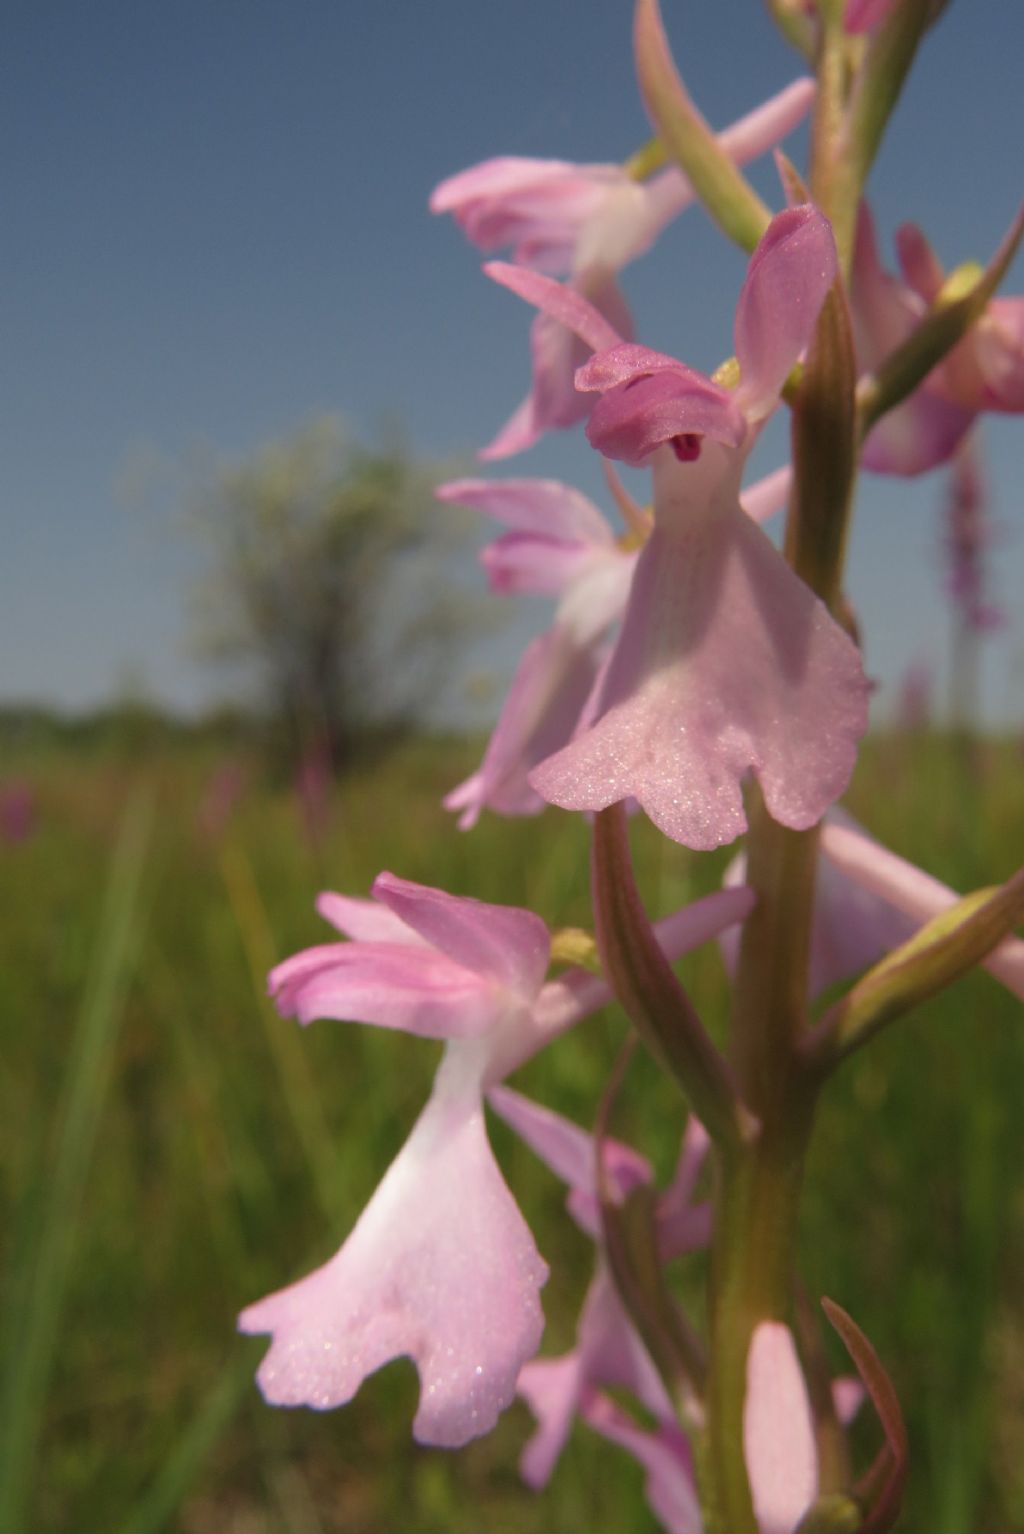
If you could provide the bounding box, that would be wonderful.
[115,1355,253,1534]
[0,792,152,1534]
[218,841,347,1227]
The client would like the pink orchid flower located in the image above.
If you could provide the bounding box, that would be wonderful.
[486,205,870,851]
[439,466,793,829]
[240,876,755,1447]
[431,79,815,459]
[436,475,639,826]
[490,1085,709,1525]
[853,203,1024,475]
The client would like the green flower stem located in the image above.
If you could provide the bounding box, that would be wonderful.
[702,78,863,1518]
[808,11,857,276]
[704,1097,817,1534]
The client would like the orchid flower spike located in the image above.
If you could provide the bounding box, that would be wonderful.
[486,205,870,850]
[853,203,1024,475]
[431,79,815,459]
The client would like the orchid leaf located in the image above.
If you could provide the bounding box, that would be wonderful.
[634,0,772,252]
[822,1299,908,1534]
[592,805,752,1148]
[828,868,1024,1059]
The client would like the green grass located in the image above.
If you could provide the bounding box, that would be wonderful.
[1,731,1021,1532]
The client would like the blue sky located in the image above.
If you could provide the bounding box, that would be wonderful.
[3,0,1022,726]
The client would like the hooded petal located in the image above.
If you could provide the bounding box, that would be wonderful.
[269,940,500,1038]
[530,448,869,850]
[240,1044,548,1447]
[372,871,550,1000]
[744,1322,818,1534]
[584,364,746,464]
[733,205,838,421]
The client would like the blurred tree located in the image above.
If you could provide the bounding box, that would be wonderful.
[190,418,474,769]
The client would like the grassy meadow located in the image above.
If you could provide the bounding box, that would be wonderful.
[1,727,1022,1533]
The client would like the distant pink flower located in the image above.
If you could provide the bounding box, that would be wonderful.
[943,435,1006,634]
[294,740,333,847]
[853,204,1024,474]
[488,206,869,850]
[431,79,815,459]
[196,760,247,843]
[240,876,755,1446]
[896,660,933,730]
[0,780,35,844]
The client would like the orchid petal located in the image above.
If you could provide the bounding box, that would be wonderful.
[485,261,625,353]
[269,940,499,1038]
[240,1045,548,1447]
[481,533,597,597]
[585,369,747,464]
[519,1268,673,1489]
[861,388,975,476]
[481,391,544,460]
[489,1085,650,1240]
[437,476,613,546]
[740,464,793,524]
[315,890,426,945]
[447,626,605,828]
[725,845,917,1002]
[580,1393,701,1534]
[372,871,550,1000]
[734,205,838,420]
[894,222,944,302]
[744,1322,818,1534]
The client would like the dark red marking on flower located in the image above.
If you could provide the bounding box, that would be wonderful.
[671,433,702,462]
